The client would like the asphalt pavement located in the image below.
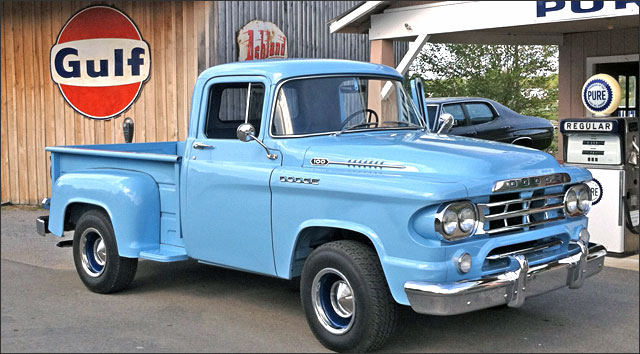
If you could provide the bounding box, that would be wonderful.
[1,207,638,353]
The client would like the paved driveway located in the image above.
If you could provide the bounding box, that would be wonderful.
[2,208,638,352]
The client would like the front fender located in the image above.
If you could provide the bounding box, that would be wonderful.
[49,169,160,258]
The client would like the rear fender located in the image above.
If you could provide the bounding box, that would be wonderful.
[49,169,160,258]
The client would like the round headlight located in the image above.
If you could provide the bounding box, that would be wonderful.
[442,209,458,235]
[456,253,472,274]
[577,187,591,213]
[565,190,578,215]
[458,207,476,233]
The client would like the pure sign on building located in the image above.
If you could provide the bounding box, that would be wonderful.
[237,20,287,61]
[50,6,150,119]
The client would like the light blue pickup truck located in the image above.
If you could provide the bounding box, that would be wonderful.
[37,59,606,352]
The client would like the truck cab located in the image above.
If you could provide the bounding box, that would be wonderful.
[38,59,606,352]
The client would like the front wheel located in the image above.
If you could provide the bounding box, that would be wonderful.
[300,240,398,352]
[72,209,138,294]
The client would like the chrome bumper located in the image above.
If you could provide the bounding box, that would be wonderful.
[404,241,607,316]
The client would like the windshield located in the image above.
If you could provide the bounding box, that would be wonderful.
[271,76,425,136]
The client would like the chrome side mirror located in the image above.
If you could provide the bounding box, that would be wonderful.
[437,113,454,135]
[237,123,256,142]
[236,123,277,160]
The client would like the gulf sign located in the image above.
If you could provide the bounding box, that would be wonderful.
[581,74,621,116]
[50,6,150,119]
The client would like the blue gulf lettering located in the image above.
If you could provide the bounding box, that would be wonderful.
[127,47,145,76]
[114,49,124,76]
[54,48,80,78]
[86,59,109,78]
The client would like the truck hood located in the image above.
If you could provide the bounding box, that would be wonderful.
[301,131,580,193]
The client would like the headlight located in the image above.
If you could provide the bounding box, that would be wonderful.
[458,207,476,233]
[564,183,591,217]
[577,188,591,212]
[435,201,477,240]
[442,209,458,235]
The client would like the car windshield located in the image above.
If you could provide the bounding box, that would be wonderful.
[271,76,425,136]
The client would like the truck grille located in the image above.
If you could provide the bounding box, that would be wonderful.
[477,188,566,235]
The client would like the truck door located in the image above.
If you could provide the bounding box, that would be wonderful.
[183,76,280,275]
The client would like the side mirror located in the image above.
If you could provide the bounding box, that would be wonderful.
[237,123,256,142]
[236,123,278,160]
[437,113,454,134]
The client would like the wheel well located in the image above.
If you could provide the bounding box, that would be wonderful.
[290,227,376,278]
[64,203,109,231]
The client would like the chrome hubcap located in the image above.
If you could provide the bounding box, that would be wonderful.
[311,268,355,335]
[78,228,106,277]
[330,281,354,317]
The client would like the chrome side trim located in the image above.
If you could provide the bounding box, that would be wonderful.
[492,173,570,193]
[310,158,406,169]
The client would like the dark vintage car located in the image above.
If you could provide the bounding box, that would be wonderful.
[425,97,554,150]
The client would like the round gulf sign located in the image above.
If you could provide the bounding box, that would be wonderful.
[50,6,150,119]
[581,74,621,116]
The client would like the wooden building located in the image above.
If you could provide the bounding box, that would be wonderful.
[1,1,399,205]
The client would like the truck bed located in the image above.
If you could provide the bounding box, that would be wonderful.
[46,141,186,249]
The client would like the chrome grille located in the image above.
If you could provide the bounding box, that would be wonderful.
[478,189,566,235]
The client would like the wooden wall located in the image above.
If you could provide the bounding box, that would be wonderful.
[557,28,639,158]
[1,1,214,205]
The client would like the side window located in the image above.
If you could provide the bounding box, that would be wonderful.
[205,82,265,139]
[465,102,495,125]
[426,105,438,128]
[442,104,467,126]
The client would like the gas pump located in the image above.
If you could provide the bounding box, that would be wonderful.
[560,74,640,254]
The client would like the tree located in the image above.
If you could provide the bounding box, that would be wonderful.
[410,43,559,121]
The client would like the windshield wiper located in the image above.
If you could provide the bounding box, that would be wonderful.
[334,122,378,136]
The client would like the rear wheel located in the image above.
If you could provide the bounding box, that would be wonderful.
[301,240,398,352]
[72,209,137,294]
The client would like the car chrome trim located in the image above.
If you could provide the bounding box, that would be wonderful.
[312,268,356,335]
[279,176,320,185]
[492,173,571,193]
[404,241,606,316]
[485,239,564,260]
[310,158,406,169]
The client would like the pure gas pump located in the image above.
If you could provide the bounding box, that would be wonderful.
[560,74,640,254]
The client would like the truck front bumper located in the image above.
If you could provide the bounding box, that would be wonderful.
[404,241,606,316]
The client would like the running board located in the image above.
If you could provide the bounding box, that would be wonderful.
[139,245,188,262]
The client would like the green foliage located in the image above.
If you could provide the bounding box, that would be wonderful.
[410,43,559,121]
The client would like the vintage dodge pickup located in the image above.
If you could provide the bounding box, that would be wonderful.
[37,59,606,352]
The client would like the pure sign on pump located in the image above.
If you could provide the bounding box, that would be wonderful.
[50,6,150,119]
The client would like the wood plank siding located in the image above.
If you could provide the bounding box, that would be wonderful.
[1,1,213,204]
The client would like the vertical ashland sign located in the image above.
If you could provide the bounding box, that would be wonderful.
[50,6,151,119]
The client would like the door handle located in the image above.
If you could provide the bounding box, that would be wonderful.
[192,142,213,149]
[501,125,511,130]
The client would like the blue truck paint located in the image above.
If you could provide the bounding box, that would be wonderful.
[43,59,600,319]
